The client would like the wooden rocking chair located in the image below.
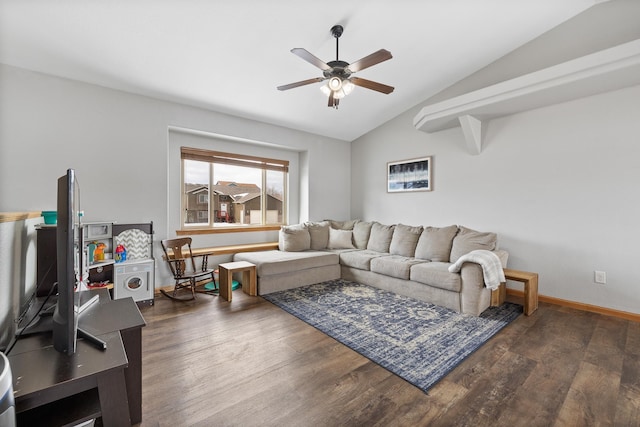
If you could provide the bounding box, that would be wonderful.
[160,237,218,301]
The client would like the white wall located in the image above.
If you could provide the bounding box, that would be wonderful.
[355,0,640,315]
[351,85,640,314]
[0,217,38,349]
[0,64,351,288]
[426,0,640,104]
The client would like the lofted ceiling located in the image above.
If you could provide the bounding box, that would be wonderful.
[0,0,597,142]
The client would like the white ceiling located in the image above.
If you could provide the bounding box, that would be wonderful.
[0,0,597,141]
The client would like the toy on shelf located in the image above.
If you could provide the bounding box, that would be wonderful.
[115,244,127,263]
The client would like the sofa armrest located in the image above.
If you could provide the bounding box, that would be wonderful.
[458,248,508,315]
[458,263,487,315]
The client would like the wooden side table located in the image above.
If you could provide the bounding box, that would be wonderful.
[491,268,539,315]
[218,261,257,302]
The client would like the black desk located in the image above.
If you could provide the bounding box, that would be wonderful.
[8,290,145,426]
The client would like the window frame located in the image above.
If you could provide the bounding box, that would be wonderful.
[179,147,289,233]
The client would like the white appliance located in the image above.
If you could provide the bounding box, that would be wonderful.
[114,259,155,305]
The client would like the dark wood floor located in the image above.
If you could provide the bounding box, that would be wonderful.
[137,289,640,427]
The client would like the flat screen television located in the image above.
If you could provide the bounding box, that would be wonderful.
[52,168,80,354]
[10,169,104,355]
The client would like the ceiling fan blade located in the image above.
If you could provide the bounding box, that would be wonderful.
[277,77,325,91]
[291,48,331,70]
[350,77,394,94]
[347,49,392,73]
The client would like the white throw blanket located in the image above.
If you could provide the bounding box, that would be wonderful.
[448,250,505,290]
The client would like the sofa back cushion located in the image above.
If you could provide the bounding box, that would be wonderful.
[327,219,358,230]
[366,222,396,253]
[414,225,459,262]
[389,224,423,257]
[449,226,497,262]
[278,224,311,252]
[327,227,355,249]
[305,221,330,250]
[352,221,373,249]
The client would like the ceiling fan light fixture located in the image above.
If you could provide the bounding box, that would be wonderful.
[328,77,342,91]
[320,78,354,100]
[342,79,354,95]
[333,90,346,100]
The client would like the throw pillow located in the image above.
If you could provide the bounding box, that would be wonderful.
[352,221,373,249]
[305,221,330,250]
[449,226,497,263]
[278,224,311,252]
[366,222,396,253]
[414,225,459,262]
[389,224,423,257]
[327,227,355,249]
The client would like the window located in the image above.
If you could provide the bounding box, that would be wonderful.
[181,147,288,229]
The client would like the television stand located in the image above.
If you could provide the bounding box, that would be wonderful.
[78,327,107,350]
[7,289,145,426]
[10,331,130,426]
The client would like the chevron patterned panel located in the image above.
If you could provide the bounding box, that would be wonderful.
[115,229,151,259]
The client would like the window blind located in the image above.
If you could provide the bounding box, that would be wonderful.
[181,147,289,173]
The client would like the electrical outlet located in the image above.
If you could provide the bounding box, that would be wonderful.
[594,271,606,284]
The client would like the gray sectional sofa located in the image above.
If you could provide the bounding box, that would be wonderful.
[233,220,508,316]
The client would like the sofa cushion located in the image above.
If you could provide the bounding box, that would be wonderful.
[449,226,497,263]
[305,221,330,250]
[327,227,355,249]
[327,219,358,230]
[389,224,423,257]
[414,225,459,262]
[352,221,373,249]
[366,222,395,253]
[370,255,428,280]
[410,262,462,292]
[278,224,311,252]
[339,250,386,271]
[234,250,338,277]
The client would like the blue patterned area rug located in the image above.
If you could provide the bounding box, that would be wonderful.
[263,279,522,393]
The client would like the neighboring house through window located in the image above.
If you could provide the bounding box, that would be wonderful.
[181,147,288,229]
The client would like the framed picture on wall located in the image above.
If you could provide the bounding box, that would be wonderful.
[387,156,432,192]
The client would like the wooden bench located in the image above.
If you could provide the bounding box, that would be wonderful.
[162,242,279,260]
[190,242,279,257]
[159,242,277,294]
[491,268,539,316]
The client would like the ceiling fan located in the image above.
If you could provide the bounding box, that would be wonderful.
[277,25,394,109]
